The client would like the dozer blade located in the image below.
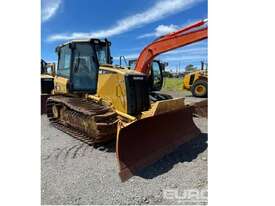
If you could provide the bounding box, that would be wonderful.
[116,106,201,182]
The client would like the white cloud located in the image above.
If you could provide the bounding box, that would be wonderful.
[48,0,202,41]
[137,18,204,39]
[138,24,179,39]
[42,0,62,22]
[113,53,139,61]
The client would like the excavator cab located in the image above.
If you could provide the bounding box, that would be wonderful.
[149,60,165,91]
[128,59,165,91]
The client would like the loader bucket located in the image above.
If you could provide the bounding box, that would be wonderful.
[116,106,201,182]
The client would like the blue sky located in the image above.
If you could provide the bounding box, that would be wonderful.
[41,0,207,72]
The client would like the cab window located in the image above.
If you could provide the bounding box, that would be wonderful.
[152,61,161,87]
[57,45,71,77]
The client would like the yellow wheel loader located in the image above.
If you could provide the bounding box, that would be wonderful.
[46,20,208,181]
[183,61,208,97]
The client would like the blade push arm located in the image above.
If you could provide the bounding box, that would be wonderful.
[134,19,208,74]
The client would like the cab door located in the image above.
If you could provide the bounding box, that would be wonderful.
[55,44,71,94]
[69,43,99,94]
[150,61,163,91]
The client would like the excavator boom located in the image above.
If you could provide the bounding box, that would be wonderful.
[135,19,208,74]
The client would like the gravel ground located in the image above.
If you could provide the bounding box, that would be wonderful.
[161,90,207,104]
[41,92,208,205]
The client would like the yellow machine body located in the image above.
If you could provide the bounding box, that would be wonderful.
[183,70,207,90]
[183,69,208,97]
[53,65,187,120]
[47,39,202,181]
[53,76,69,94]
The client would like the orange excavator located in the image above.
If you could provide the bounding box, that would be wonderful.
[46,19,208,181]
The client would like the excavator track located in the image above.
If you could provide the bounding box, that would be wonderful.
[46,96,118,145]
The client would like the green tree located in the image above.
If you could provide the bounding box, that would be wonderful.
[163,71,173,78]
[185,64,196,71]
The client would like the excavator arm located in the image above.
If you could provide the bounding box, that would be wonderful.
[135,19,208,74]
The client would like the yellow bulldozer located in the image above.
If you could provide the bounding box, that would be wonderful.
[183,61,208,97]
[45,20,208,181]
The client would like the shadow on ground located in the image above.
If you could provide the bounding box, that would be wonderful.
[94,139,116,153]
[135,133,208,179]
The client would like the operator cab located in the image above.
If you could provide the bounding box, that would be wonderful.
[127,58,172,102]
[55,39,112,94]
[128,59,166,91]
